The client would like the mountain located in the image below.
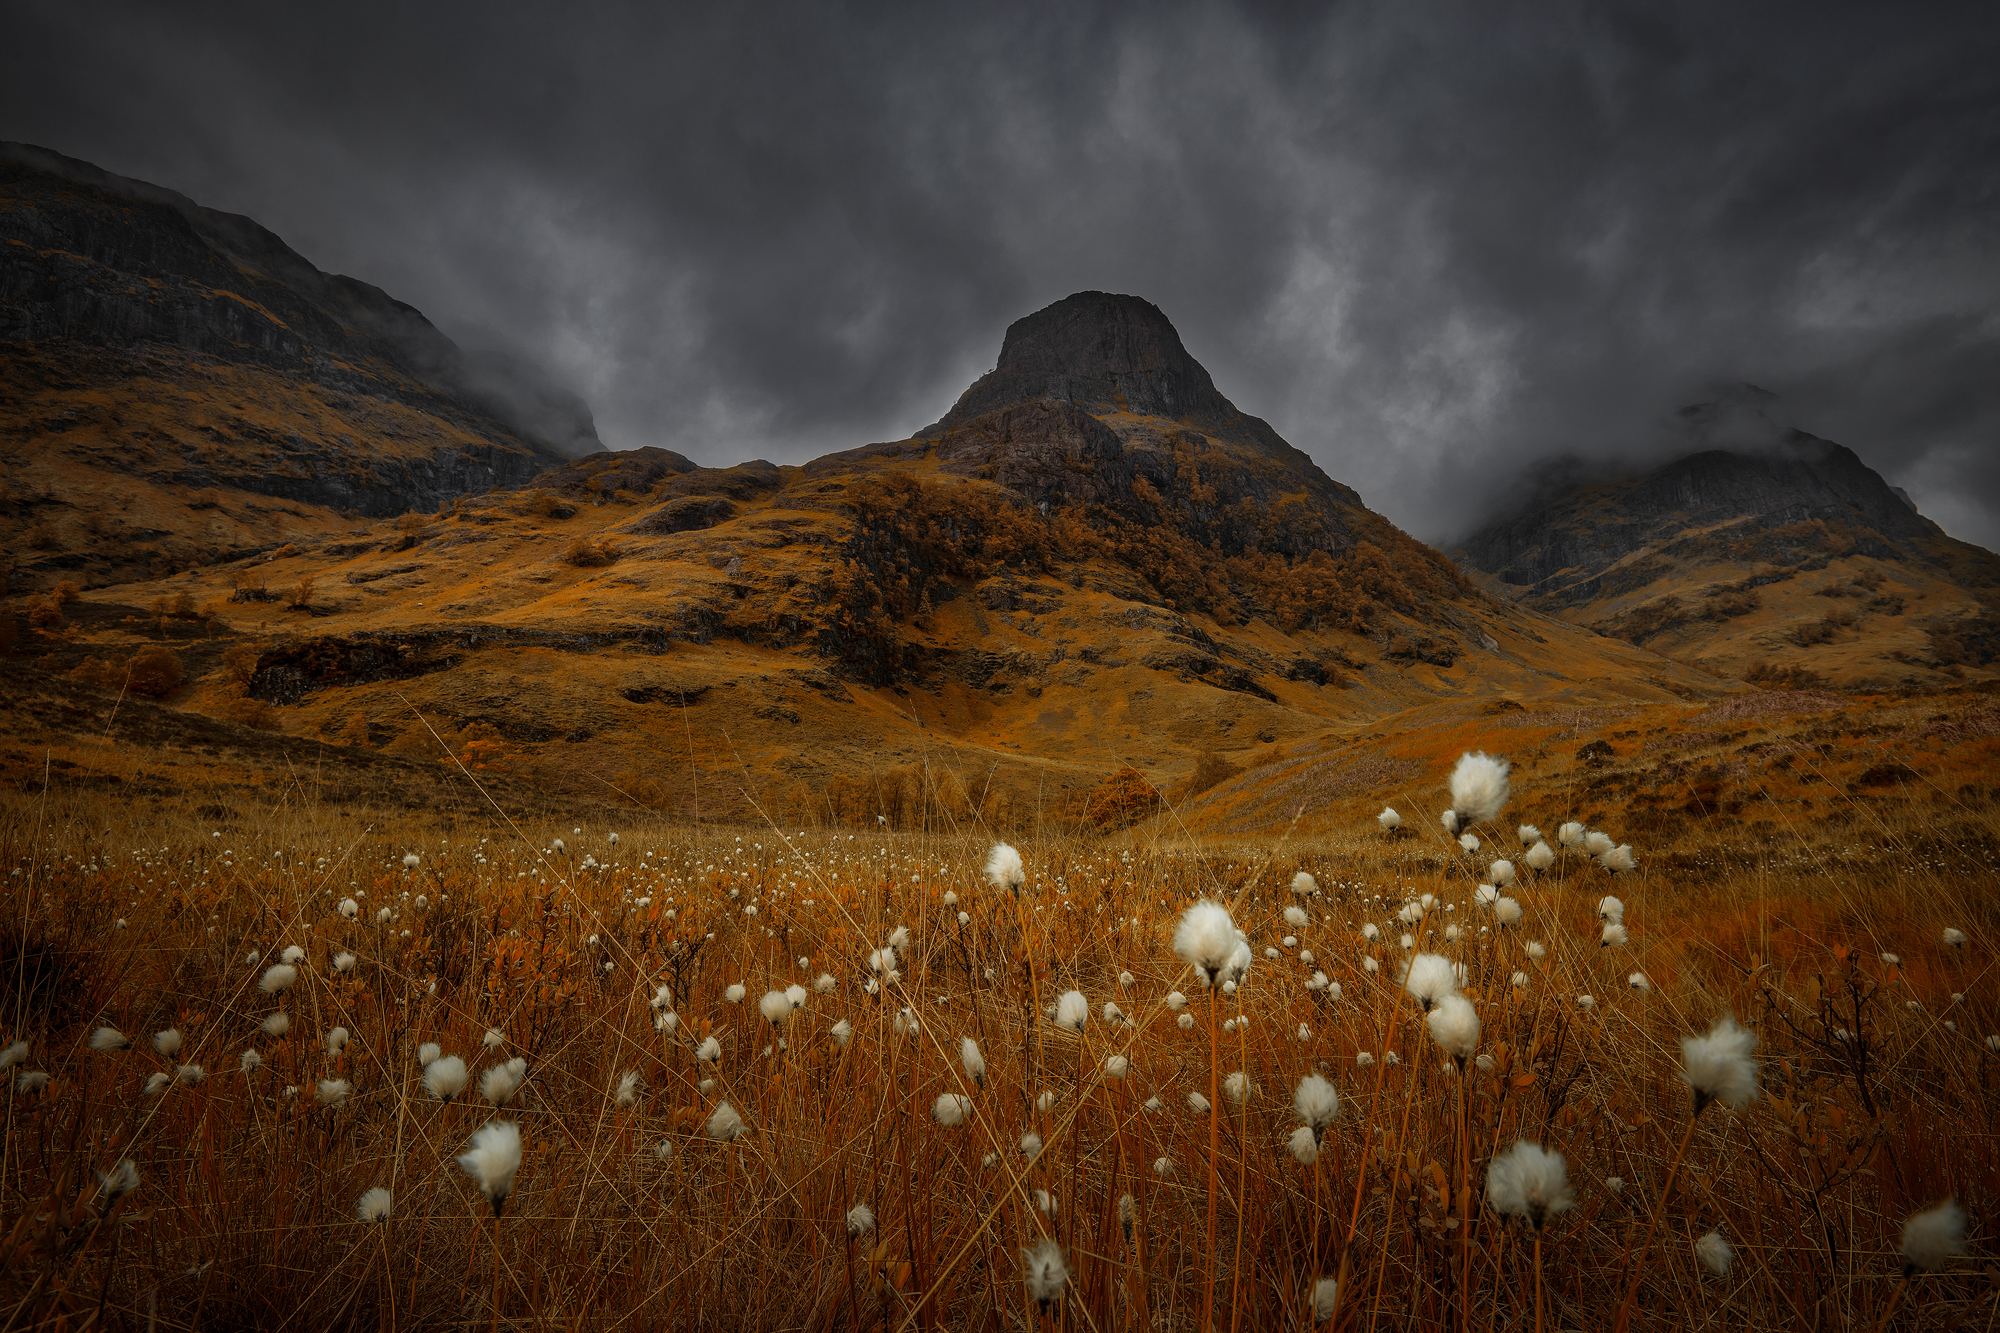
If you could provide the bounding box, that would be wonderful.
[0,142,594,587]
[8,289,1722,831]
[1455,390,2000,689]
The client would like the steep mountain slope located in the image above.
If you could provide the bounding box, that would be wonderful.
[1456,390,2000,690]
[0,142,592,588]
[9,291,1722,827]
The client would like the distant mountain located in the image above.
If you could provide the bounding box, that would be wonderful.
[0,142,595,585]
[1455,391,2000,688]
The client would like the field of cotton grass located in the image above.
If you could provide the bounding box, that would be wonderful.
[0,749,1996,1330]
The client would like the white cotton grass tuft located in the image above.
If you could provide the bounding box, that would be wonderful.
[1695,1230,1734,1276]
[724,983,747,1004]
[1629,972,1652,992]
[1224,1071,1253,1104]
[1558,822,1586,848]
[1598,895,1625,923]
[1489,859,1516,887]
[1900,1198,1967,1273]
[1584,830,1615,857]
[785,983,807,1008]
[457,1120,523,1212]
[813,973,837,994]
[355,1185,393,1223]
[1524,841,1555,871]
[1055,991,1088,1032]
[98,1159,141,1201]
[1459,833,1481,853]
[933,1092,973,1126]
[1313,1277,1340,1323]
[829,1021,852,1049]
[1680,1013,1759,1113]
[332,952,356,973]
[1598,844,1638,873]
[1288,1125,1320,1165]
[1449,751,1511,824]
[758,990,793,1024]
[1426,993,1481,1064]
[615,1070,643,1108]
[1602,922,1630,948]
[1441,810,1459,834]
[1022,1236,1069,1311]
[1377,807,1402,831]
[1518,824,1541,845]
[481,1056,528,1106]
[338,897,359,919]
[1401,954,1461,1012]
[1173,900,1239,982]
[1484,1140,1576,1231]
[280,944,306,964]
[144,1071,170,1095]
[90,1027,130,1052]
[424,1055,469,1101]
[418,1042,441,1067]
[262,1012,290,1038]
[153,1029,182,1058]
[1292,871,1319,896]
[258,964,297,995]
[1284,905,1308,929]
[1494,898,1522,926]
[1943,927,1967,947]
[483,1028,506,1050]
[846,1201,875,1237]
[1293,1072,1339,1137]
[1102,1054,1129,1078]
[239,1049,261,1073]
[1020,1131,1043,1160]
[317,1079,350,1107]
[960,1036,985,1088]
[327,1027,349,1057]
[1187,1090,1211,1114]
[984,842,1025,892]
[706,1100,748,1141]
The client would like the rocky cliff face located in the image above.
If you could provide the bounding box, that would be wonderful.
[0,142,594,516]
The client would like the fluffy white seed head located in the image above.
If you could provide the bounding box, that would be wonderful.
[1597,895,1625,923]
[1680,1013,1759,1113]
[1629,972,1651,992]
[1517,824,1541,845]
[90,1027,129,1052]
[1449,752,1511,824]
[615,1070,642,1108]
[1284,905,1308,928]
[1401,954,1461,1012]
[338,897,359,919]
[418,1042,441,1067]
[706,1100,747,1141]
[1020,1131,1043,1160]
[1293,871,1320,897]
[175,1063,203,1085]
[457,1120,523,1209]
[1313,1277,1339,1322]
[1584,830,1615,857]
[933,1092,973,1126]
[1441,810,1459,834]
[1224,1071,1253,1104]
[829,1022,851,1049]
[316,1078,350,1107]
[1494,898,1522,926]
[1427,993,1481,1062]
[1375,807,1402,833]
[98,1159,141,1200]
[1695,1230,1734,1276]
[153,1029,182,1058]
[847,1201,875,1236]
[238,1049,261,1073]
[960,1036,985,1087]
[1598,844,1638,873]
[1901,1198,1967,1273]
[1294,1072,1339,1133]
[1173,900,1238,980]
[1188,1090,1211,1114]
[327,1027,349,1056]
[1054,990,1088,1032]
[262,1012,290,1038]
[984,842,1025,892]
[1558,822,1586,847]
[1602,922,1630,948]
[758,990,792,1024]
[724,983,747,1004]
[1459,833,1481,853]
[280,944,306,964]
[424,1055,468,1101]
[1485,1141,1576,1231]
[1023,1236,1068,1310]
[481,1056,528,1106]
[258,964,297,995]
[1489,860,1516,887]
[1524,841,1555,871]
[1288,1125,1320,1165]
[143,1071,169,1095]
[1944,927,1968,947]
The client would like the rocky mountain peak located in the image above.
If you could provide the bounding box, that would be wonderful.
[920,291,1288,455]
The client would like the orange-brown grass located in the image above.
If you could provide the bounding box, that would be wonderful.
[0,766,1995,1331]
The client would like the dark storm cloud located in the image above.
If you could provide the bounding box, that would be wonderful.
[5,1,1998,546]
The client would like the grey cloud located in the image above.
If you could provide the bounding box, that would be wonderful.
[4,0,1996,547]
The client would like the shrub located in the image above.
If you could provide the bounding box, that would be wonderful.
[1745,660,1831,690]
[124,645,184,697]
[1084,765,1163,831]
[25,596,61,630]
[286,576,317,609]
[26,521,61,550]
[52,580,80,603]
[564,536,620,568]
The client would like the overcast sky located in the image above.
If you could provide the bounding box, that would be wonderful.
[7,1,1998,547]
